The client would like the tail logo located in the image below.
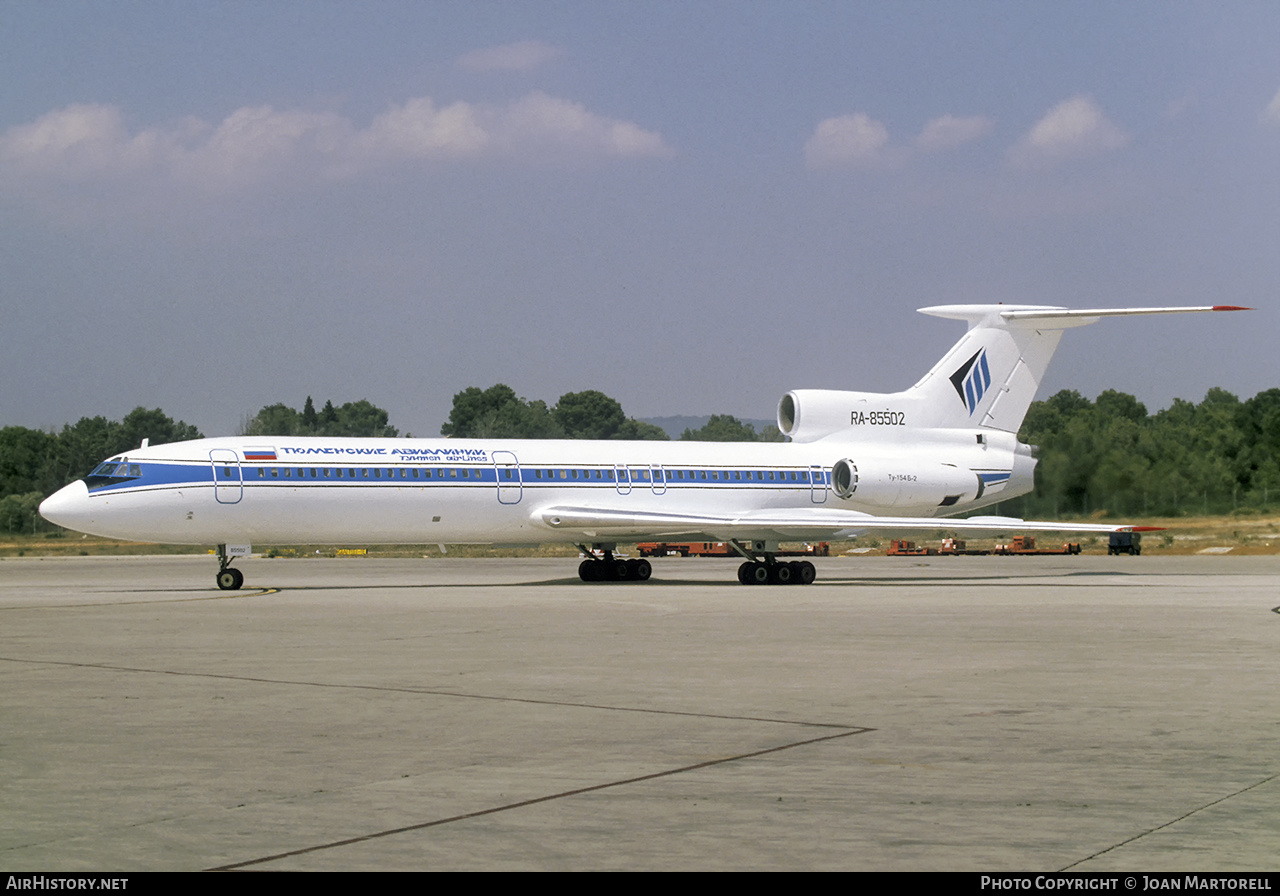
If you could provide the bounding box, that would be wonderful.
[950,349,992,416]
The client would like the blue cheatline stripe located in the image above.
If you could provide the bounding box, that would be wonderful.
[86,461,833,494]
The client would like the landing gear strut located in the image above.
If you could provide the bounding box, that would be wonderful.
[731,540,817,586]
[215,544,244,591]
[577,544,652,583]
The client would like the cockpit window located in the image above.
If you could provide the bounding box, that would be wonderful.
[85,462,143,491]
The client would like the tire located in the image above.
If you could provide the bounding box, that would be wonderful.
[217,568,243,591]
[795,560,817,585]
[631,558,652,581]
[749,562,770,585]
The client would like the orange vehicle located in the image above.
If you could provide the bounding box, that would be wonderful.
[885,539,935,556]
[993,536,1080,555]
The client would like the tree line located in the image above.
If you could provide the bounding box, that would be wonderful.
[1,408,202,535]
[437,383,783,442]
[1004,387,1280,518]
[3,386,1276,534]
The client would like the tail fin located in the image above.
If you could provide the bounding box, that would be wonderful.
[908,304,1248,433]
[778,304,1246,442]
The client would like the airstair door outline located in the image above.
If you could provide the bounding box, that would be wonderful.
[210,448,243,504]
[493,451,522,504]
[809,465,828,504]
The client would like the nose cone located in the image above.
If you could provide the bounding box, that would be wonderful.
[39,480,93,533]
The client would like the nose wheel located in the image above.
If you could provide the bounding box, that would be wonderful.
[215,544,245,590]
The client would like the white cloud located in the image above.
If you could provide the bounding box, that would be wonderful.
[1009,95,1129,166]
[358,97,489,160]
[0,92,673,194]
[458,40,562,73]
[495,92,673,157]
[804,113,890,168]
[1263,87,1280,125]
[914,114,993,151]
[0,103,167,178]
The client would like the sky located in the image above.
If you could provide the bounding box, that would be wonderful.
[2,0,1277,438]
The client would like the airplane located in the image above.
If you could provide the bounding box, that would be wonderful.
[39,303,1246,590]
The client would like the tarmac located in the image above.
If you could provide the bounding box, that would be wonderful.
[1,553,1277,871]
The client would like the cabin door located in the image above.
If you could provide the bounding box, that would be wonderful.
[210,448,243,504]
[492,451,522,504]
[809,465,828,504]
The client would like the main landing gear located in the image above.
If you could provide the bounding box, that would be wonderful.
[574,541,819,585]
[215,544,244,591]
[736,559,816,586]
[731,540,817,586]
[577,544,652,582]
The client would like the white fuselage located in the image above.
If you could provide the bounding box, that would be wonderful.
[38,428,1033,547]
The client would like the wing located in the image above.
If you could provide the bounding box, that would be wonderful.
[537,505,1147,543]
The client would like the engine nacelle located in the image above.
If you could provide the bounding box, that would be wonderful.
[778,390,863,442]
[830,457,980,511]
[778,389,924,442]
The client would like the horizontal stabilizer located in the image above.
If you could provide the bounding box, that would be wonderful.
[908,304,1250,432]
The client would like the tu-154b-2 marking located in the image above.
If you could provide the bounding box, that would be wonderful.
[39,304,1247,589]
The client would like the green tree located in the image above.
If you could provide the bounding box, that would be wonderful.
[328,400,399,437]
[301,396,318,432]
[118,407,201,449]
[0,491,46,534]
[243,403,301,436]
[1019,390,1092,443]
[1237,389,1280,497]
[54,416,123,482]
[441,384,563,438]
[614,418,671,441]
[243,399,398,437]
[680,414,761,441]
[321,399,339,426]
[0,427,60,497]
[553,390,627,439]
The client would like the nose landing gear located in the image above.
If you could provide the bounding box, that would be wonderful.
[215,543,247,591]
